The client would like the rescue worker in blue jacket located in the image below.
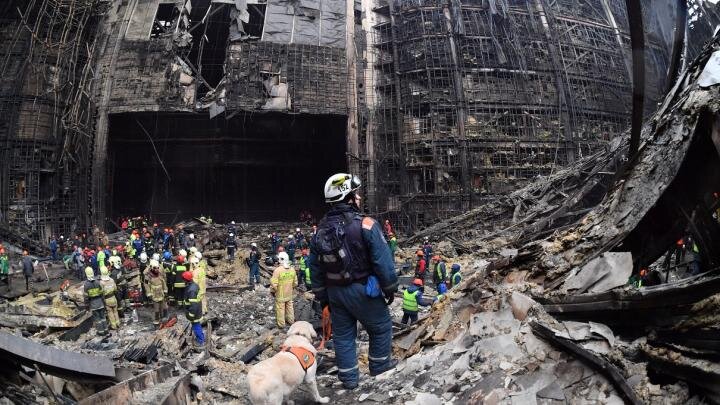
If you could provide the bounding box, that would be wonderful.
[132,237,143,257]
[450,264,462,288]
[248,243,262,287]
[182,271,205,349]
[401,278,433,324]
[226,233,237,262]
[286,235,296,264]
[431,255,447,286]
[49,236,58,261]
[308,173,399,390]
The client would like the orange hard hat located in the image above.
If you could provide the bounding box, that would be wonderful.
[413,278,424,286]
[416,250,424,256]
[182,271,193,281]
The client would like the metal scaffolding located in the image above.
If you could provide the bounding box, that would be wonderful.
[0,0,101,242]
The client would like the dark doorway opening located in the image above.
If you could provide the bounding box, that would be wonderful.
[107,112,347,224]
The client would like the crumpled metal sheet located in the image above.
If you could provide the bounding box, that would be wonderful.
[698,50,720,88]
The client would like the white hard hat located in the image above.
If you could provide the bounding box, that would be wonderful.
[277,252,290,268]
[179,249,187,257]
[324,173,361,203]
[189,247,198,254]
[251,242,257,247]
[189,233,195,239]
[296,228,300,232]
[152,253,160,262]
[139,252,148,263]
[195,251,202,260]
[231,221,235,225]
[288,235,293,239]
[229,233,234,237]
[149,259,160,268]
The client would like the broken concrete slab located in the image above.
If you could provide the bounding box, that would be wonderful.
[79,363,175,405]
[563,252,633,294]
[0,331,115,381]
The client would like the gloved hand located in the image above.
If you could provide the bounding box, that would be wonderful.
[382,287,396,305]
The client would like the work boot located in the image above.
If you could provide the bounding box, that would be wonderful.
[370,359,398,376]
[342,380,359,390]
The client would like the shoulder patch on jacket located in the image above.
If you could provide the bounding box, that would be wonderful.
[362,217,375,230]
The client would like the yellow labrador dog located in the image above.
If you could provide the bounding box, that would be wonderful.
[248,321,329,405]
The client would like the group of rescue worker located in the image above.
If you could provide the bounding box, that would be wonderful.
[242,173,465,390]
[78,226,208,349]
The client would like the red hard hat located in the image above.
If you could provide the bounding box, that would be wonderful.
[177,255,185,263]
[182,271,193,281]
[413,278,423,286]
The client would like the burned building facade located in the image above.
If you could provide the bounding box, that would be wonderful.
[0,0,679,241]
[365,0,674,230]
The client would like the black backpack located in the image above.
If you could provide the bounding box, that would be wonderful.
[315,212,362,286]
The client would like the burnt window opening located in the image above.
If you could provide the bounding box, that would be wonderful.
[188,1,231,97]
[150,3,180,38]
[245,4,266,38]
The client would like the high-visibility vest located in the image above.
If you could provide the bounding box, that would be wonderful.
[402,289,418,312]
[174,264,187,288]
[435,262,444,280]
[300,257,310,283]
[451,272,462,287]
[86,286,102,298]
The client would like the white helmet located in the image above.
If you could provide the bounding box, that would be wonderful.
[152,253,160,262]
[189,247,198,255]
[324,173,361,203]
[139,252,148,263]
[179,249,187,258]
[149,259,160,268]
[288,235,294,239]
[195,251,202,260]
[296,228,300,232]
[231,221,235,225]
[229,233,234,237]
[277,252,290,268]
[189,233,194,239]
[251,242,257,247]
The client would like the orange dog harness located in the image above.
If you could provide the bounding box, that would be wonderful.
[280,345,316,372]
